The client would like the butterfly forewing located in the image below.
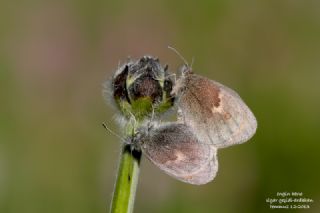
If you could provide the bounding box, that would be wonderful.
[177,74,257,148]
[138,123,218,185]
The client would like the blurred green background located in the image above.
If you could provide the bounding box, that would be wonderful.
[1,0,319,212]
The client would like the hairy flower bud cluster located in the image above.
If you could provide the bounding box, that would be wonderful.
[108,56,174,121]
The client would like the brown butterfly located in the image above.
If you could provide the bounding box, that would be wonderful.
[172,64,257,149]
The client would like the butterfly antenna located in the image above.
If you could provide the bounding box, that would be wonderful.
[168,46,189,67]
[102,122,126,142]
[190,56,195,69]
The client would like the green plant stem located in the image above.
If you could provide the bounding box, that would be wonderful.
[110,144,142,213]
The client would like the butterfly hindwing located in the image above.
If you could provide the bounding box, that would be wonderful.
[138,123,218,185]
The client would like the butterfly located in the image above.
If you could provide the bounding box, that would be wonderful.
[172,65,257,149]
[131,122,218,185]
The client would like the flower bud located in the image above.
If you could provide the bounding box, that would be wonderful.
[110,56,174,121]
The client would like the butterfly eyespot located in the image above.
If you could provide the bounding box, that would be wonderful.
[223,112,232,120]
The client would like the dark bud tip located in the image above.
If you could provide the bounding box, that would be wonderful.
[112,65,130,103]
